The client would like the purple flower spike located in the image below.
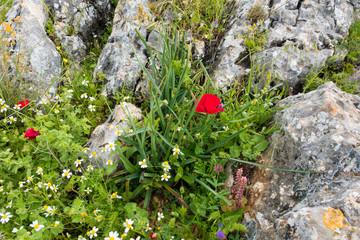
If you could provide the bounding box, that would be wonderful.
[214,20,218,26]
[215,164,223,173]
[216,230,226,239]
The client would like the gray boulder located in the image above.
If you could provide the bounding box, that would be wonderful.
[84,103,143,169]
[94,0,152,95]
[50,0,111,61]
[246,82,360,239]
[214,0,359,90]
[3,0,61,95]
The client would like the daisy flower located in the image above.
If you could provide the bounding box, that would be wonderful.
[88,105,96,112]
[87,164,94,171]
[18,181,25,187]
[36,182,43,188]
[96,215,102,222]
[54,221,60,227]
[101,146,107,152]
[62,169,72,179]
[81,93,88,99]
[85,187,92,194]
[6,200,12,208]
[106,159,113,166]
[0,212,12,224]
[120,102,126,107]
[123,219,134,232]
[111,192,122,199]
[82,80,89,86]
[75,167,82,173]
[89,97,95,102]
[51,184,59,192]
[161,173,171,181]
[74,159,83,167]
[105,231,120,240]
[26,175,34,183]
[8,116,17,124]
[80,176,87,183]
[89,152,97,159]
[30,220,44,231]
[89,226,98,239]
[107,141,116,151]
[45,182,52,190]
[0,98,4,105]
[0,186,3,192]
[93,209,100,216]
[124,96,130,100]
[157,212,164,221]
[177,126,182,131]
[39,99,47,104]
[102,92,108,97]
[12,226,23,233]
[13,104,21,110]
[36,167,44,175]
[138,159,147,168]
[223,126,229,131]
[163,165,171,172]
[145,223,152,232]
[172,147,183,155]
[1,104,8,112]
[83,147,89,153]
[54,109,59,113]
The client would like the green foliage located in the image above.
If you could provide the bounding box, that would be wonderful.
[0,0,13,22]
[45,17,55,36]
[242,22,268,54]
[153,0,232,41]
[0,16,286,239]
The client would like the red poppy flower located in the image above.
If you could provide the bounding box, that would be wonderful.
[195,94,224,114]
[150,233,157,239]
[18,100,30,108]
[24,128,41,140]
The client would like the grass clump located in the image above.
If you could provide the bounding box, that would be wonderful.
[246,2,267,24]
[152,0,233,41]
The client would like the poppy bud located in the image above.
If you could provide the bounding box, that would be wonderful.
[150,233,157,239]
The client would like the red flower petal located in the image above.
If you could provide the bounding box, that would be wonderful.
[24,128,41,140]
[195,94,224,114]
[150,233,157,239]
[18,100,30,108]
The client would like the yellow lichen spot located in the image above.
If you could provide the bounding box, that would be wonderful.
[323,208,345,231]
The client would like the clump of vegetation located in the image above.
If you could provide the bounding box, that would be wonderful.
[242,23,268,54]
[152,0,233,41]
[304,17,360,94]
[0,0,13,22]
[246,2,267,24]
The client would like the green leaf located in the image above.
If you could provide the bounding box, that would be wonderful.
[181,175,194,185]
[205,124,252,153]
[187,174,231,204]
[105,161,119,175]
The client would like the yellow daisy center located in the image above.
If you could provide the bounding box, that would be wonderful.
[3,215,7,219]
[164,174,168,179]
[91,230,95,235]
[110,237,115,240]
[127,223,132,228]
[65,172,69,176]
[164,161,168,165]
[34,224,39,229]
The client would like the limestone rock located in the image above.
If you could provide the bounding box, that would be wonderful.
[84,103,143,169]
[50,0,111,61]
[3,0,61,95]
[214,0,359,90]
[246,82,360,239]
[94,0,152,95]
